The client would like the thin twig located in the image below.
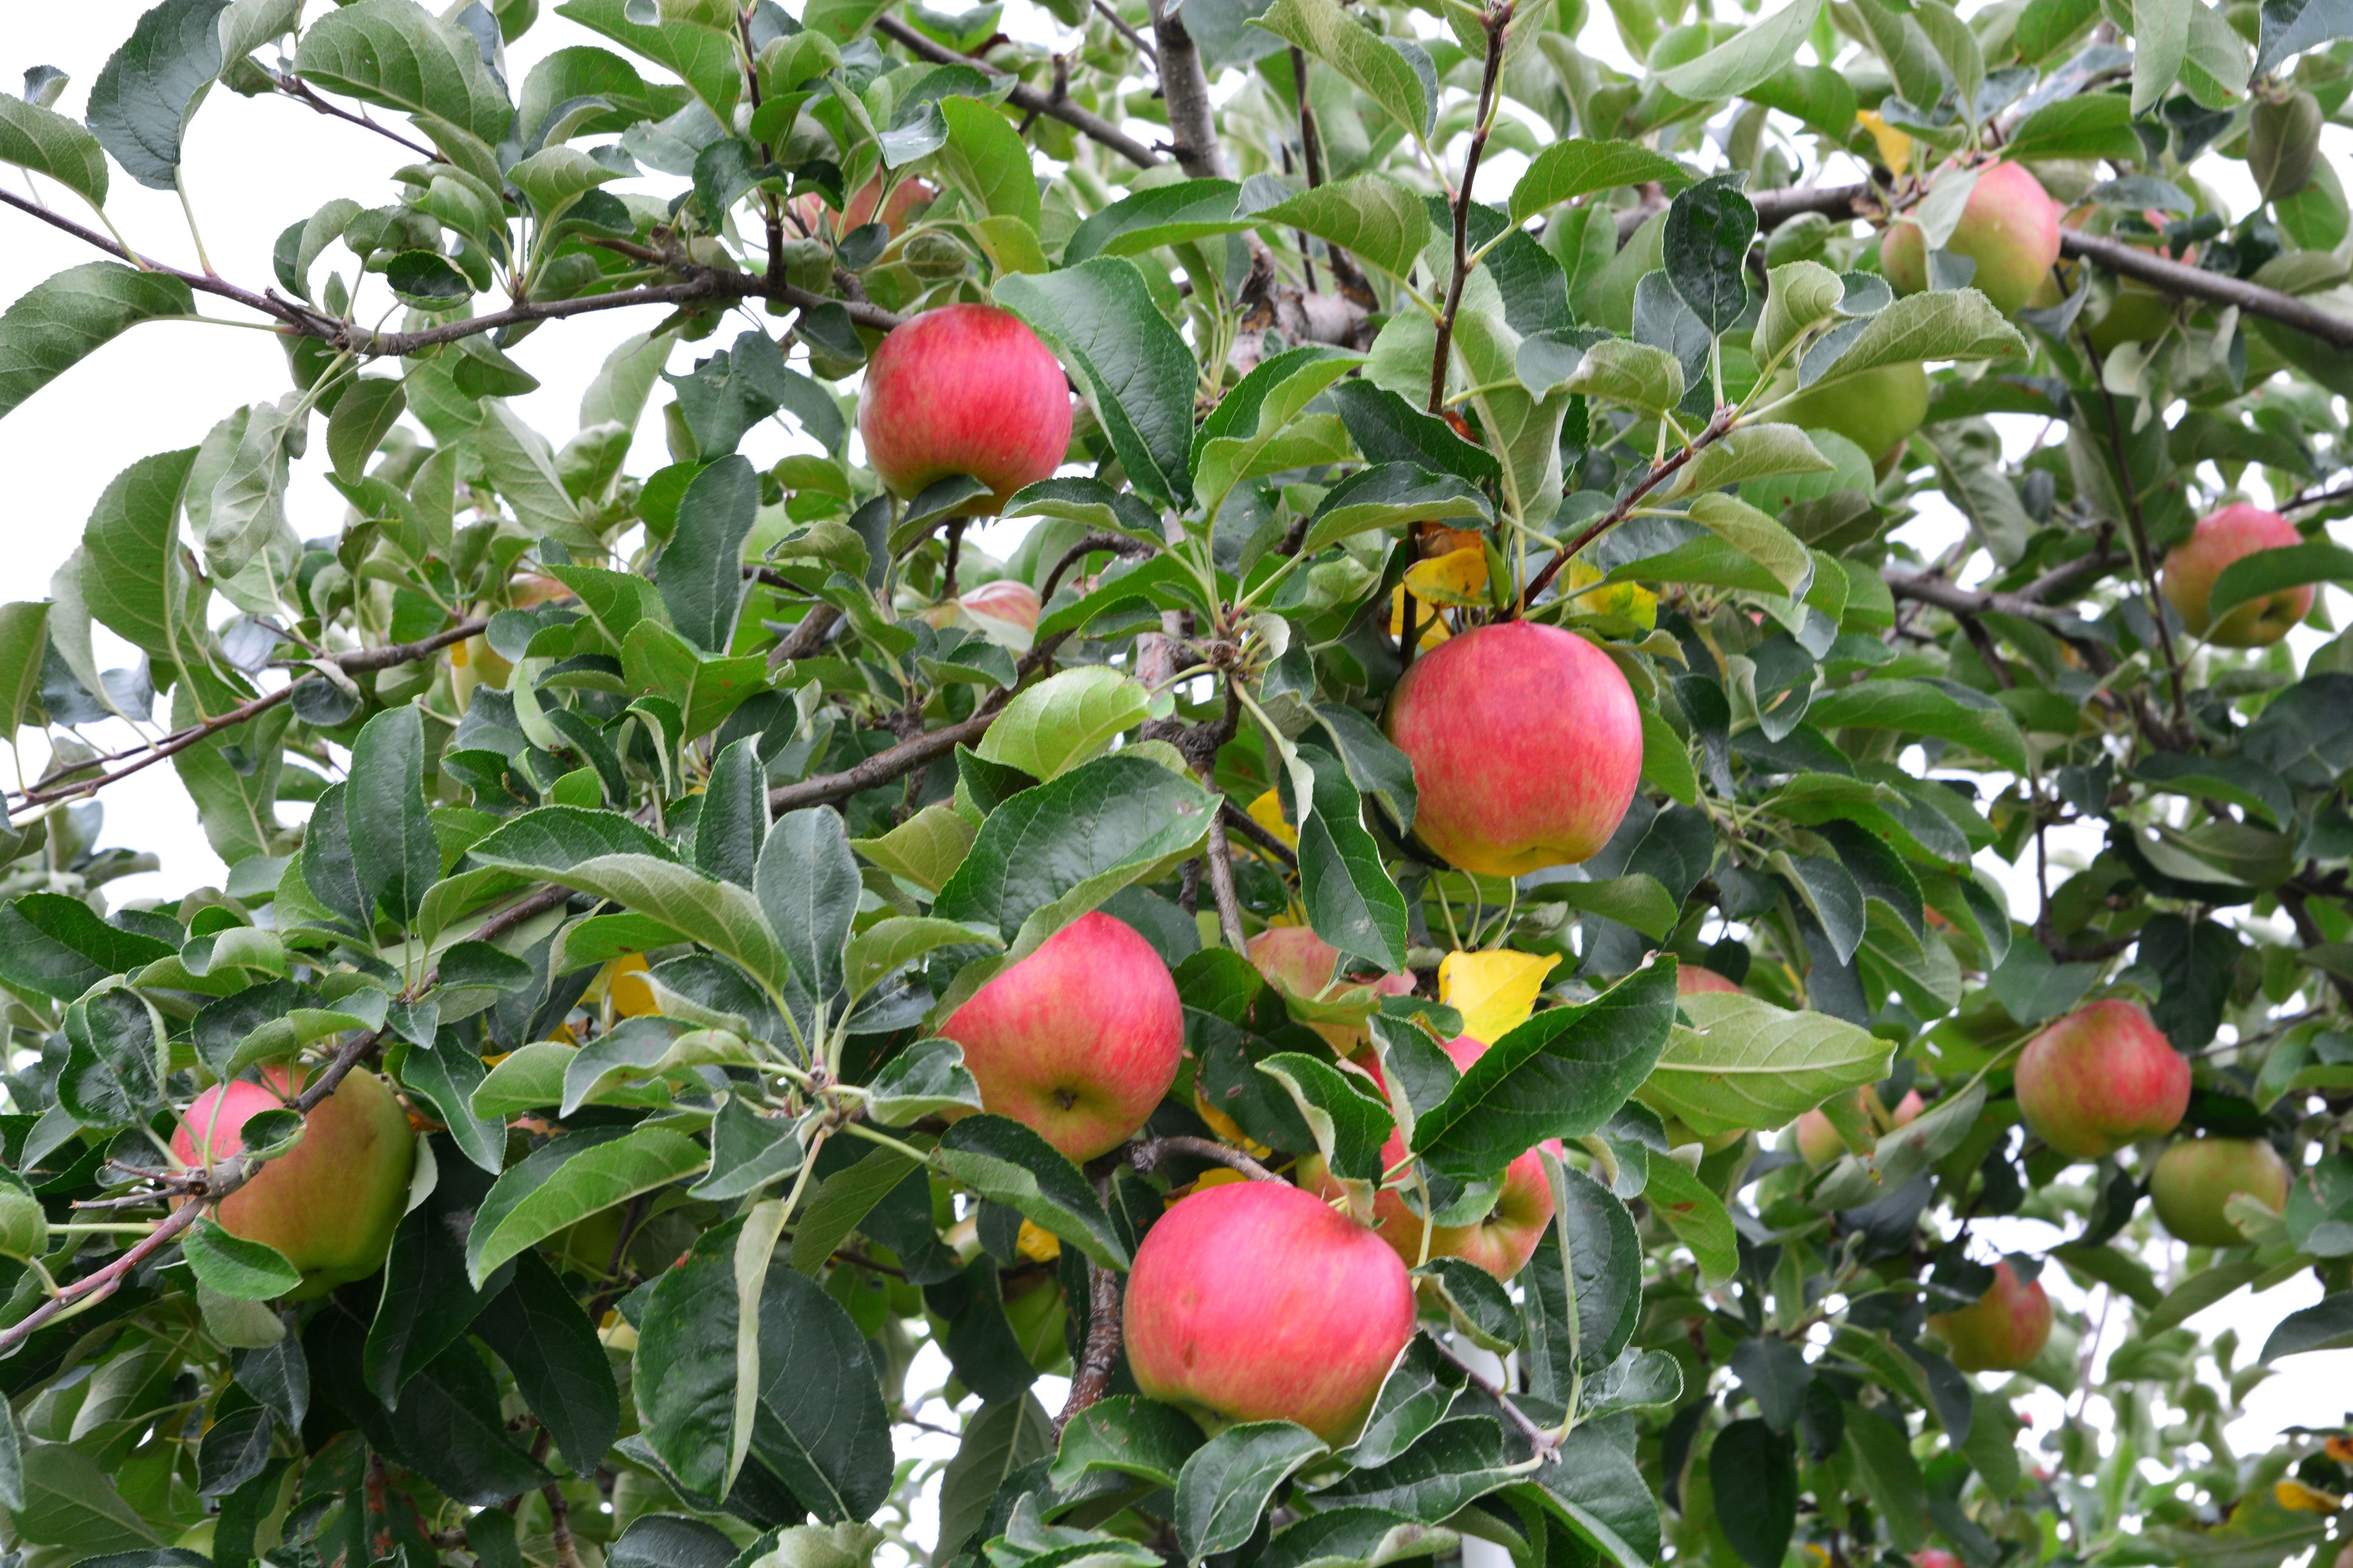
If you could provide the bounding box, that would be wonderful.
[1219,800,1297,867]
[1522,407,1737,607]
[874,16,1160,170]
[1431,1338,1562,1460]
[1428,2,1512,415]
[1129,1135,1282,1181]
[273,75,444,163]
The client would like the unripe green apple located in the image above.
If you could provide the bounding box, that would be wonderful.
[1302,1037,1556,1280]
[1766,361,1930,461]
[1791,1085,1924,1166]
[1383,621,1641,877]
[855,303,1071,517]
[171,1066,416,1298]
[1881,162,2063,315]
[1926,1259,2052,1372]
[2015,999,2190,1161]
[939,911,1182,1160]
[2148,1136,2292,1247]
[1124,1179,1416,1442]
[2159,504,2312,646]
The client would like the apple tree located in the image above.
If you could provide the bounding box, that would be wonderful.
[0,0,2348,1566]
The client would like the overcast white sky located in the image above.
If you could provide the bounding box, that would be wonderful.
[1,0,2347,1527]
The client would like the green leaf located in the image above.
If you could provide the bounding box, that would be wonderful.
[844,920,1000,1004]
[1565,338,1685,416]
[863,1037,987,1124]
[658,455,759,653]
[1657,492,1816,598]
[1674,426,1832,499]
[2132,0,2192,114]
[933,95,1039,228]
[0,891,177,1001]
[2001,92,2143,160]
[1712,1420,1798,1568]
[509,144,623,227]
[1065,178,1253,263]
[466,1125,711,1287]
[1641,1155,1738,1283]
[1051,1396,1207,1490]
[1290,743,1411,975]
[0,262,194,423]
[1524,1161,1644,1391]
[757,807,860,1010]
[934,1113,1130,1268]
[1254,0,1430,142]
[1258,175,1437,284]
[1422,1258,1521,1351]
[1259,1509,1457,1568]
[635,1206,787,1502]
[0,95,110,209]
[1258,1050,1394,1193]
[472,810,790,995]
[787,1146,919,1273]
[1663,173,1757,334]
[347,705,438,926]
[1635,991,1892,1135]
[88,0,226,191]
[932,752,1216,954]
[0,600,51,744]
[1510,140,1691,225]
[1315,1417,1520,1522]
[1658,0,1825,96]
[1804,677,2028,773]
[975,665,1152,782]
[1802,290,2027,390]
[1753,261,1845,373]
[295,0,516,145]
[1174,1421,1328,1561]
[1411,963,1678,1178]
[997,259,1196,508]
[936,1396,1056,1561]
[1347,1334,1468,1468]
[1195,345,1366,512]
[474,1251,622,1479]
[183,1217,303,1300]
[2260,1292,2353,1360]
[1297,464,1493,556]
[326,377,407,484]
[2204,540,2353,625]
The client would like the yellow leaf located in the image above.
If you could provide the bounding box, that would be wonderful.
[1388,584,1452,648]
[1563,558,1658,629]
[1247,788,1299,850]
[1015,1220,1062,1262]
[1438,949,1562,1045]
[2273,1480,2343,1514]
[1856,110,1912,173]
[1402,545,1490,606]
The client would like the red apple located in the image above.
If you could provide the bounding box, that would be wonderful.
[855,303,1071,517]
[2148,1136,2293,1247]
[2015,1000,2190,1161]
[1792,1085,1924,1165]
[1302,1037,1555,1280]
[1881,162,2063,315]
[1926,1259,2052,1372]
[1383,621,1642,877]
[172,1066,416,1299]
[791,175,935,238]
[939,911,1182,1160]
[1914,1552,1963,1568]
[1247,926,1415,1051]
[955,578,1042,632]
[1767,361,1929,460]
[1123,1178,1416,1441]
[1678,966,1742,996]
[2159,504,2310,646]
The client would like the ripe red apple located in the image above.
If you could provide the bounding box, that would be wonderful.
[1767,361,1929,460]
[172,1066,417,1298]
[2159,504,2310,646]
[1247,926,1415,1051]
[1792,1085,1924,1165]
[1123,1178,1416,1441]
[2015,999,2190,1161]
[1881,162,2063,315]
[1679,966,1742,996]
[939,911,1182,1160]
[855,303,1071,517]
[1302,1037,1555,1280]
[1926,1259,2052,1372]
[791,175,935,238]
[1914,1552,1963,1568]
[1383,621,1641,878]
[2148,1136,2293,1247]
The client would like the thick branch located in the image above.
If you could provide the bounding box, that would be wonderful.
[1146,0,1229,178]
[874,17,1160,170]
[1219,800,1297,867]
[1054,1261,1125,1435]
[1882,569,2102,640]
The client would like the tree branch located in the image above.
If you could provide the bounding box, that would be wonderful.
[1129,1135,1282,1181]
[1522,407,1736,608]
[1146,0,1229,178]
[1219,800,1297,867]
[1429,3,1512,415]
[273,74,444,163]
[10,615,488,812]
[874,16,1160,170]
[1882,569,2103,641]
[1054,1261,1125,1435]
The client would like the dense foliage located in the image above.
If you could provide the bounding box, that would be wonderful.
[0,1,2347,1567]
